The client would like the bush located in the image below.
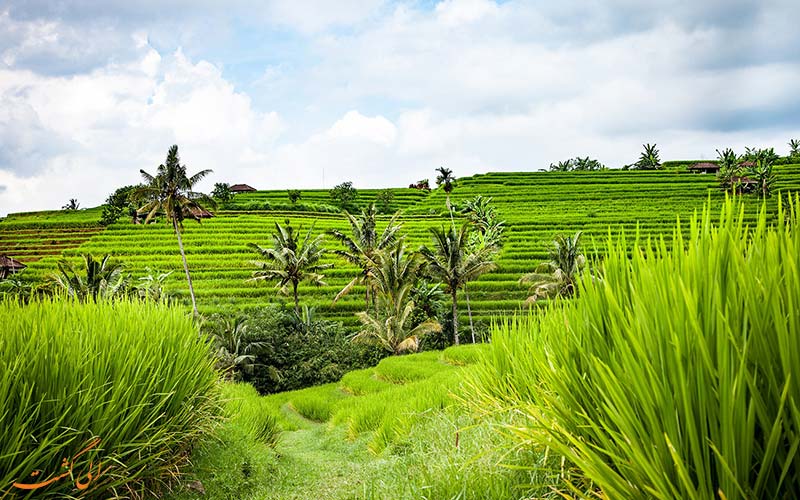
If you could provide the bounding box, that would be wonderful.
[0,299,220,498]
[221,307,386,394]
[473,197,800,499]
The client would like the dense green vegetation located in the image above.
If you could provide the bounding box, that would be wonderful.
[3,164,800,331]
[0,299,219,498]
[473,197,800,498]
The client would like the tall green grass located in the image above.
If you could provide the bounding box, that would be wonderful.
[472,196,800,499]
[0,299,220,498]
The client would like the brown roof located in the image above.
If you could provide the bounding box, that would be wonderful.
[230,184,256,192]
[688,162,719,171]
[739,160,756,168]
[732,175,757,185]
[0,255,26,270]
[188,207,214,218]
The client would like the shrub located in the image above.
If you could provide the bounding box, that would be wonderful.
[0,299,220,498]
[473,197,800,499]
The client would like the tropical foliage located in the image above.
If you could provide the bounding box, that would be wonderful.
[134,144,215,316]
[249,221,331,315]
[635,143,661,169]
[548,156,606,171]
[520,231,586,302]
[50,253,127,302]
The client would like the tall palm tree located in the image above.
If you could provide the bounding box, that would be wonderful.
[435,166,455,214]
[329,203,402,307]
[419,223,496,345]
[716,148,740,192]
[134,145,215,317]
[50,253,127,302]
[249,221,331,315]
[520,232,585,302]
[353,245,441,354]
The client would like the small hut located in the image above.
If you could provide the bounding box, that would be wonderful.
[731,175,758,194]
[230,184,257,194]
[188,206,214,219]
[688,162,720,174]
[0,255,26,280]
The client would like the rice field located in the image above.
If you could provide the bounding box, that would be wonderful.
[2,164,799,325]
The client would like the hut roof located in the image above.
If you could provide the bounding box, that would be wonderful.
[188,207,214,219]
[739,160,756,168]
[0,255,26,270]
[230,183,257,192]
[688,162,720,171]
[732,175,757,185]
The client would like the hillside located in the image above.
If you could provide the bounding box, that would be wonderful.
[2,165,798,326]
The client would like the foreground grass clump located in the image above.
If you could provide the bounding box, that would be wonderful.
[474,197,800,499]
[0,299,220,498]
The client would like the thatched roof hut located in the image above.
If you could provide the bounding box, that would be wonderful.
[230,184,257,193]
[688,162,720,174]
[0,255,26,280]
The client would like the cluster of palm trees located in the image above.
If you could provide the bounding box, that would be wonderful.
[717,146,777,197]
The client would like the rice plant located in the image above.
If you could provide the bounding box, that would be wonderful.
[0,298,220,498]
[472,196,800,499]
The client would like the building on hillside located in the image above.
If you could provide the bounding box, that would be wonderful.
[188,206,214,219]
[731,175,758,194]
[0,255,26,279]
[230,184,257,194]
[688,162,720,174]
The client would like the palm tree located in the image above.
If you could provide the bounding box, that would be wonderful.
[419,223,496,346]
[353,245,441,354]
[520,232,585,302]
[435,166,455,213]
[790,139,800,159]
[748,156,776,198]
[329,204,402,308]
[134,145,215,317]
[636,143,661,170]
[208,317,268,381]
[249,221,331,315]
[62,198,80,210]
[50,253,127,302]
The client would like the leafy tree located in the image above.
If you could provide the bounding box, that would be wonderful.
[520,232,586,302]
[50,254,127,302]
[330,181,358,211]
[748,156,777,198]
[212,182,233,204]
[133,145,215,317]
[330,204,402,308]
[409,179,430,190]
[353,245,441,354]
[287,189,302,204]
[419,223,496,345]
[636,143,661,170]
[99,185,138,225]
[375,189,394,214]
[549,157,606,172]
[790,139,800,159]
[62,198,80,210]
[716,148,740,192]
[249,221,331,315]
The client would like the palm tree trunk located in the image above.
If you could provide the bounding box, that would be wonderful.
[465,283,475,343]
[451,288,459,346]
[173,219,199,318]
[292,281,300,316]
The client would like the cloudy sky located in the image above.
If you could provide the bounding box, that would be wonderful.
[1,0,798,215]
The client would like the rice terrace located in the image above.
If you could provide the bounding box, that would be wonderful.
[1,1,799,499]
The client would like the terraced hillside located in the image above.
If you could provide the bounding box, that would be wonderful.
[3,164,799,328]
[0,208,104,262]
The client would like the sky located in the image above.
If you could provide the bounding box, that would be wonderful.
[0,0,799,215]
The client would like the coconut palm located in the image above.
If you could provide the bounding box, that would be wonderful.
[134,145,215,317]
[50,253,127,302]
[419,223,496,345]
[353,245,441,354]
[249,221,331,315]
[329,204,402,307]
[435,166,455,213]
[520,232,585,302]
[636,143,661,170]
[790,139,800,158]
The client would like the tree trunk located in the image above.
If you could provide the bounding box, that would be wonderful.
[293,281,300,316]
[465,284,475,343]
[451,288,459,346]
[174,219,199,318]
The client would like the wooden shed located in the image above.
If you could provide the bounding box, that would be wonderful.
[688,162,720,174]
[0,255,26,280]
[230,184,257,193]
